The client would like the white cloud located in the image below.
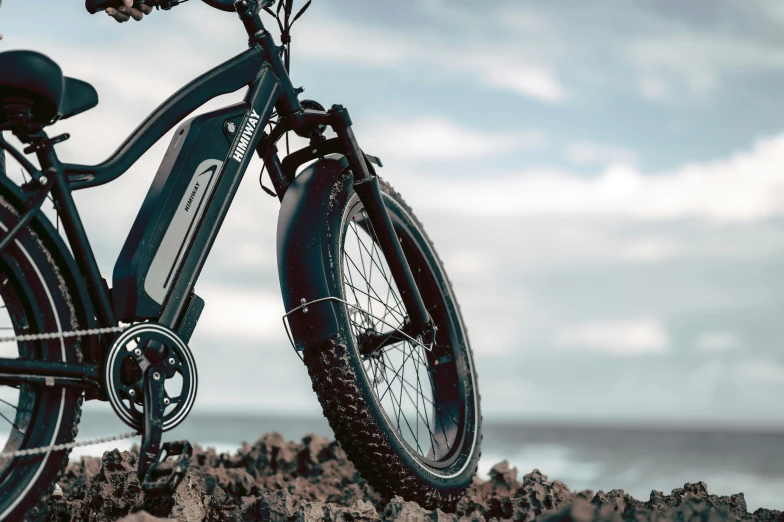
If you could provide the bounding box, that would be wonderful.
[555,318,670,355]
[402,133,784,222]
[733,359,784,386]
[195,285,283,342]
[638,76,669,101]
[294,13,566,103]
[362,117,546,161]
[442,248,494,278]
[620,237,680,262]
[693,331,742,353]
[564,142,638,167]
[481,61,565,102]
[625,32,784,98]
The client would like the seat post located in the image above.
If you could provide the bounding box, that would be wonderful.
[1,98,34,129]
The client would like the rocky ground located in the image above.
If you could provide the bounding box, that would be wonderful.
[41,432,782,522]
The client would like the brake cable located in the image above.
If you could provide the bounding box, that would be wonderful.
[261,0,312,158]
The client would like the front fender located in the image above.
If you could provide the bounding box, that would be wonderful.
[0,176,99,359]
[276,155,352,351]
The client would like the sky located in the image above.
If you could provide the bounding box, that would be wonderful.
[2,0,784,428]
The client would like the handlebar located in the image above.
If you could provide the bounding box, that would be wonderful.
[200,0,237,12]
[85,0,236,15]
[85,0,129,14]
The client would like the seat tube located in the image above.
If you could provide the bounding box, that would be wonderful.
[38,146,117,328]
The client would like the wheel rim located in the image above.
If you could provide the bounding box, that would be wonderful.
[0,272,30,469]
[0,252,65,518]
[340,203,466,469]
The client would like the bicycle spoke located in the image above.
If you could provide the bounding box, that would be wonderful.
[343,281,405,324]
[343,254,375,332]
[383,347,437,454]
[342,245,406,324]
[343,203,465,464]
[354,218,406,320]
[378,357,419,452]
[388,345,459,428]
[0,411,21,433]
[343,242,404,316]
[351,221,373,323]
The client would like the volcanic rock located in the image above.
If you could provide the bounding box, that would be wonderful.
[43,433,782,522]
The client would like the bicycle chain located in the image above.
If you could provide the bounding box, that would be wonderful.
[0,430,139,458]
[0,325,142,459]
[0,325,127,344]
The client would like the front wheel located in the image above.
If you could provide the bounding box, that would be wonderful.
[302,174,481,510]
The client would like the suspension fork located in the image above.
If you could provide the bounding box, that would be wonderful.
[327,105,433,336]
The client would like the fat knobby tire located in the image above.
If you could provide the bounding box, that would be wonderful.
[302,178,482,511]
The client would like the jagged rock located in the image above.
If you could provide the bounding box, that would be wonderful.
[117,511,176,522]
[487,461,520,494]
[48,433,782,522]
[384,496,432,522]
[537,499,598,522]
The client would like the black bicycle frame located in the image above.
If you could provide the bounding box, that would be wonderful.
[0,3,432,387]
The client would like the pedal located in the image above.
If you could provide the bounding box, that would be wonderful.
[141,440,193,494]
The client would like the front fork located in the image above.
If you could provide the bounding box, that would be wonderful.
[327,106,434,338]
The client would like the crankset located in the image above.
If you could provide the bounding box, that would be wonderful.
[105,323,197,493]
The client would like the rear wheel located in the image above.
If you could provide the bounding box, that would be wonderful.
[303,175,481,510]
[0,197,83,521]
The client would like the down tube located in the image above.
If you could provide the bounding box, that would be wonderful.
[158,66,281,329]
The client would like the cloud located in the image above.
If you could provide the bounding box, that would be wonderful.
[619,237,680,262]
[624,31,784,98]
[294,12,566,103]
[402,133,784,222]
[480,60,565,102]
[638,76,669,101]
[195,284,284,343]
[564,142,639,167]
[555,318,670,355]
[441,248,495,278]
[361,117,546,161]
[693,330,742,353]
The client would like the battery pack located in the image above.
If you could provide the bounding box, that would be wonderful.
[112,103,246,320]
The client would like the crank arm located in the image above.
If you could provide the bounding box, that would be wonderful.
[138,365,165,482]
[137,363,192,495]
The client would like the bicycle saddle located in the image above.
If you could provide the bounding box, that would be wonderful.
[0,50,98,125]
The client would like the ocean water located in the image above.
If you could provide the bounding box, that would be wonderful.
[71,408,784,512]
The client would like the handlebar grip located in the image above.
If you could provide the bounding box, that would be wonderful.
[85,0,153,14]
[85,0,121,14]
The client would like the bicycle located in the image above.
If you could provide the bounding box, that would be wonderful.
[0,0,481,517]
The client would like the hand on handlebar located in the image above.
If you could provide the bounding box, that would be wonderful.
[104,1,153,23]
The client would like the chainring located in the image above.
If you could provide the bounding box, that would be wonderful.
[106,323,198,432]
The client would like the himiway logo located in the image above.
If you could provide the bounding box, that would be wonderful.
[184,164,218,212]
[231,109,261,163]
